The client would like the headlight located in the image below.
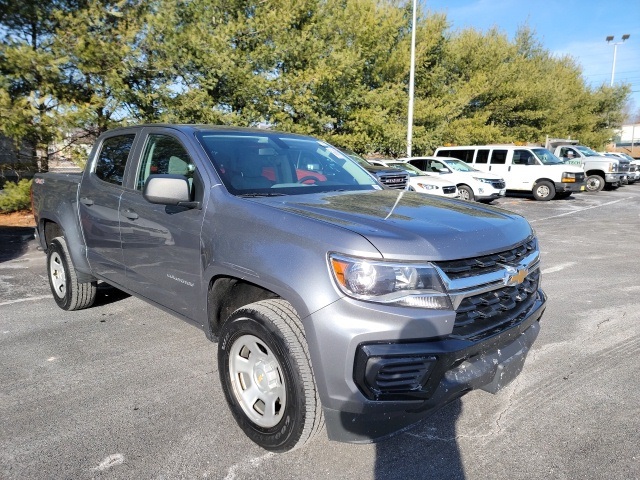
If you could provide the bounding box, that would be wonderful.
[609,163,617,172]
[416,183,439,190]
[561,172,577,183]
[473,177,494,184]
[329,254,452,309]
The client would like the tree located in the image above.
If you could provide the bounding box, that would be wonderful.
[0,0,81,170]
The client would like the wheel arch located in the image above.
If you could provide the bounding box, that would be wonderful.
[38,216,94,282]
[206,276,281,340]
[533,177,556,187]
[585,169,606,178]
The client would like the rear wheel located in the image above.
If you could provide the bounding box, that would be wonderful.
[532,180,555,201]
[458,185,474,201]
[218,299,323,452]
[585,174,605,192]
[47,237,97,310]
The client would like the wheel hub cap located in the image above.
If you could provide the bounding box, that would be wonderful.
[254,359,280,392]
[50,253,66,298]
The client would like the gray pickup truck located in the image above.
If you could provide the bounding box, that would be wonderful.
[32,125,546,452]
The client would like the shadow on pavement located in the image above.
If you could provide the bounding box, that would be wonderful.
[93,283,132,307]
[375,400,464,480]
[0,226,36,263]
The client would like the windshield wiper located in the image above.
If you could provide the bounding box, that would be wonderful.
[238,192,287,197]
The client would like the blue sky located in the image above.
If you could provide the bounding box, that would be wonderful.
[424,0,640,117]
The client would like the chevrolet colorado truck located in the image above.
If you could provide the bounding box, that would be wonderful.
[32,125,546,452]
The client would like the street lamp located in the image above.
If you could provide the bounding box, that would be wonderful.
[606,34,630,86]
[406,0,417,157]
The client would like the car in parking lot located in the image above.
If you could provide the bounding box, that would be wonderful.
[400,156,506,202]
[601,152,639,184]
[434,145,586,200]
[338,149,409,190]
[369,159,459,198]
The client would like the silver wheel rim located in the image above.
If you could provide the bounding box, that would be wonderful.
[537,185,550,198]
[228,333,286,428]
[49,252,66,298]
[586,177,601,191]
[460,188,470,200]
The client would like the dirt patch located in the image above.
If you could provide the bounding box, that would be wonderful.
[0,210,36,227]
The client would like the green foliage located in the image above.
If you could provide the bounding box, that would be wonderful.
[0,0,633,159]
[0,179,33,212]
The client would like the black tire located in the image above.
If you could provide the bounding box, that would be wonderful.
[47,237,97,311]
[585,174,605,193]
[532,180,555,201]
[218,299,323,452]
[458,185,475,201]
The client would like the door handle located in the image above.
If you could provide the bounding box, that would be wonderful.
[80,197,94,206]
[123,209,139,220]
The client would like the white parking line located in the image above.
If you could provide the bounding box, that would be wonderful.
[529,198,629,223]
[0,295,51,307]
[541,262,577,275]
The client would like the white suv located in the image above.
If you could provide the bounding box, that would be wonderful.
[401,156,506,202]
[371,160,459,198]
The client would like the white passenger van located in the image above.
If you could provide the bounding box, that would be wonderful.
[434,145,586,200]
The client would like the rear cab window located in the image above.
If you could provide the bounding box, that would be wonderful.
[94,134,136,186]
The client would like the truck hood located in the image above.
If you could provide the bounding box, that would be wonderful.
[251,190,532,261]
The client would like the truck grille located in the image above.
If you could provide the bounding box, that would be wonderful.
[452,270,539,340]
[442,186,457,195]
[434,237,540,341]
[378,173,408,190]
[619,163,630,173]
[436,237,537,280]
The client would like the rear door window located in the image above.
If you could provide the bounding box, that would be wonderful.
[489,150,508,165]
[476,149,489,164]
[94,134,136,186]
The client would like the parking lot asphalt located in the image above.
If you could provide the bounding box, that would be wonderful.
[1,187,639,480]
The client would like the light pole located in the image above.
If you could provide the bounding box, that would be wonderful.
[606,34,630,86]
[406,0,417,158]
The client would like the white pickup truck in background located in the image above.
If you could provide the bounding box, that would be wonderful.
[546,138,628,192]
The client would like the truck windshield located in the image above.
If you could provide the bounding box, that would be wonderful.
[575,146,600,157]
[196,131,378,196]
[532,148,563,165]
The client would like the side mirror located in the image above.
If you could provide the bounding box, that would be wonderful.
[143,175,201,209]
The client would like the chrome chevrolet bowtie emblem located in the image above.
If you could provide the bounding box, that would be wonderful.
[505,266,528,286]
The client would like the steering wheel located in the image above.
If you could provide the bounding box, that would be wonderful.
[298,176,319,185]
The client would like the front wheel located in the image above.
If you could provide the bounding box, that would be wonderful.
[585,174,605,192]
[47,237,97,310]
[218,299,323,452]
[532,180,555,201]
[458,185,475,201]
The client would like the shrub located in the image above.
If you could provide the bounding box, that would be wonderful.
[0,179,33,213]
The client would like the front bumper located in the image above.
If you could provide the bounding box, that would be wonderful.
[605,173,625,184]
[476,190,506,201]
[554,181,585,193]
[320,289,546,443]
